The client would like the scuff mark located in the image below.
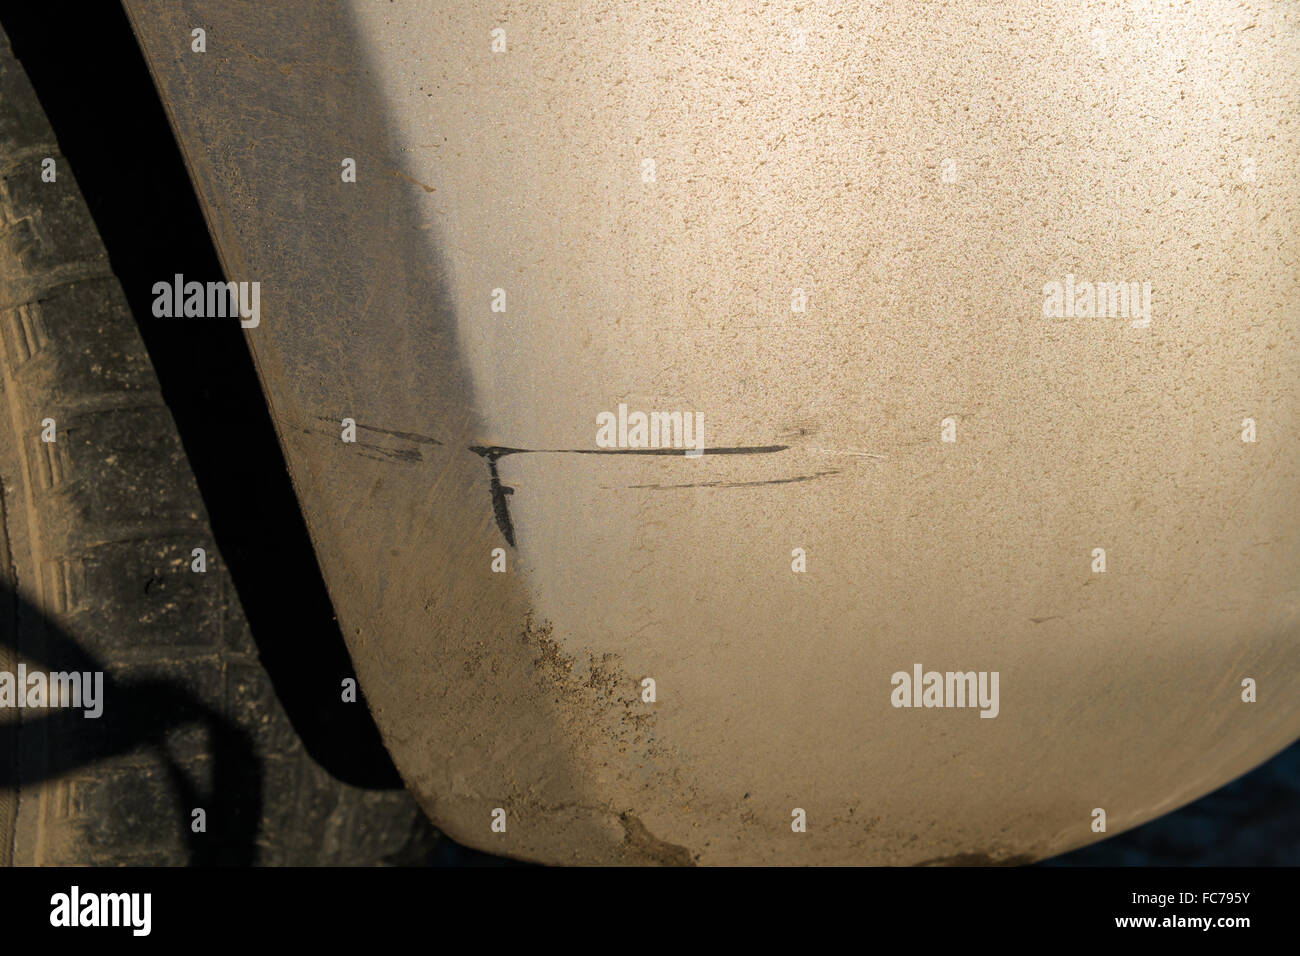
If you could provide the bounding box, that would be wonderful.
[622,469,841,490]
[354,442,422,463]
[354,423,442,445]
[470,443,789,460]
[387,168,436,193]
[316,418,442,445]
[807,447,890,461]
[484,454,515,547]
[469,442,790,547]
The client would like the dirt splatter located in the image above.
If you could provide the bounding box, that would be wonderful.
[619,812,695,866]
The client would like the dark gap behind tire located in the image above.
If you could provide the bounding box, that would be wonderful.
[0,14,428,864]
[0,1,404,791]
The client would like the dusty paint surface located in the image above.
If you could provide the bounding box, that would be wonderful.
[125,0,1300,863]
